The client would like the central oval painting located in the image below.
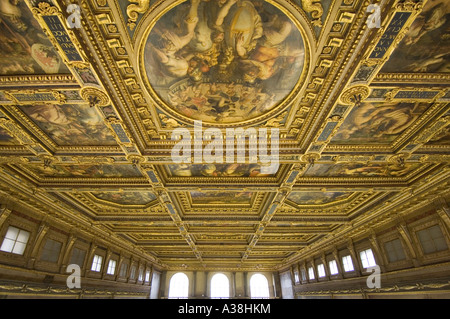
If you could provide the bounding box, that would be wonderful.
[143,0,306,124]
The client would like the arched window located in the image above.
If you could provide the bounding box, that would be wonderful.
[210,273,229,298]
[250,274,270,298]
[168,272,189,298]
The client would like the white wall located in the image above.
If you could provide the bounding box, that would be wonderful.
[279,271,294,299]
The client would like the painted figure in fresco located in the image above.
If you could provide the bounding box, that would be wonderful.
[150,0,201,78]
[404,2,447,46]
[238,14,302,83]
[21,104,116,146]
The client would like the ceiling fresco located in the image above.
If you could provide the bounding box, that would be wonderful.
[142,0,307,124]
[0,0,449,271]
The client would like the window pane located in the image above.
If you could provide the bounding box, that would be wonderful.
[13,242,26,255]
[4,227,19,240]
[0,238,15,253]
[17,230,29,243]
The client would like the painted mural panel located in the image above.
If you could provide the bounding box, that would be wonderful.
[166,163,276,177]
[427,126,450,145]
[381,0,450,73]
[91,191,157,205]
[303,162,421,177]
[23,164,143,178]
[331,102,428,144]
[18,104,117,146]
[190,190,252,204]
[143,0,305,123]
[0,127,17,145]
[287,191,352,205]
[0,0,70,75]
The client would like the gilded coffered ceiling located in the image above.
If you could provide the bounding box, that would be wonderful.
[0,0,449,271]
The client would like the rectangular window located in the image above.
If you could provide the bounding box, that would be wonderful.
[0,226,30,255]
[301,269,307,281]
[107,259,116,275]
[342,255,354,272]
[145,270,151,282]
[317,264,326,278]
[138,268,144,281]
[329,260,339,275]
[384,239,406,263]
[417,225,448,254]
[119,263,128,277]
[69,247,86,267]
[294,270,299,283]
[130,265,136,279]
[40,238,62,263]
[308,266,315,280]
[360,248,377,268]
[91,254,103,272]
